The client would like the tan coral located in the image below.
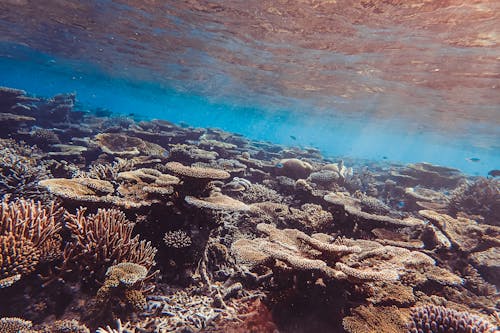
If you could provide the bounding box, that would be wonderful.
[41,168,178,209]
[275,158,313,179]
[342,305,410,333]
[185,192,251,212]
[165,161,230,180]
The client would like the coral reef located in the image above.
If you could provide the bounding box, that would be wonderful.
[0,85,498,333]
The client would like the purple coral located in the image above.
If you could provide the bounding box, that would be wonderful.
[407,304,498,333]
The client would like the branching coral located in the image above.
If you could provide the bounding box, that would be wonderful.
[0,197,63,287]
[61,208,156,284]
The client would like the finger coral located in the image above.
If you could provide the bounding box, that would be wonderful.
[406,304,498,333]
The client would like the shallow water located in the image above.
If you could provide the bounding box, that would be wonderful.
[0,2,499,333]
[1,0,499,175]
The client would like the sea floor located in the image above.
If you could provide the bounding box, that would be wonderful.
[0,86,499,332]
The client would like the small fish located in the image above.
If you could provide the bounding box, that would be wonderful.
[397,201,405,208]
[466,157,480,162]
[290,135,297,140]
[382,156,388,160]
[488,169,500,177]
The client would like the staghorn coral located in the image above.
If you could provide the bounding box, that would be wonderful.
[449,177,500,226]
[0,139,51,200]
[62,208,156,284]
[406,304,498,333]
[0,234,40,287]
[237,183,283,203]
[0,197,63,286]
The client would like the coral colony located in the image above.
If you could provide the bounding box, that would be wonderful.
[0,86,499,332]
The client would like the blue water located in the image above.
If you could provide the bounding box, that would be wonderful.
[1,43,498,176]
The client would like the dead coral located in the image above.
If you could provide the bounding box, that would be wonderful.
[94,133,166,157]
[232,223,446,285]
[449,177,500,226]
[391,162,463,189]
[0,139,51,200]
[61,208,156,284]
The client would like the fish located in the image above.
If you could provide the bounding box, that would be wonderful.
[488,169,500,177]
[466,157,480,162]
[382,156,388,160]
[290,135,297,140]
